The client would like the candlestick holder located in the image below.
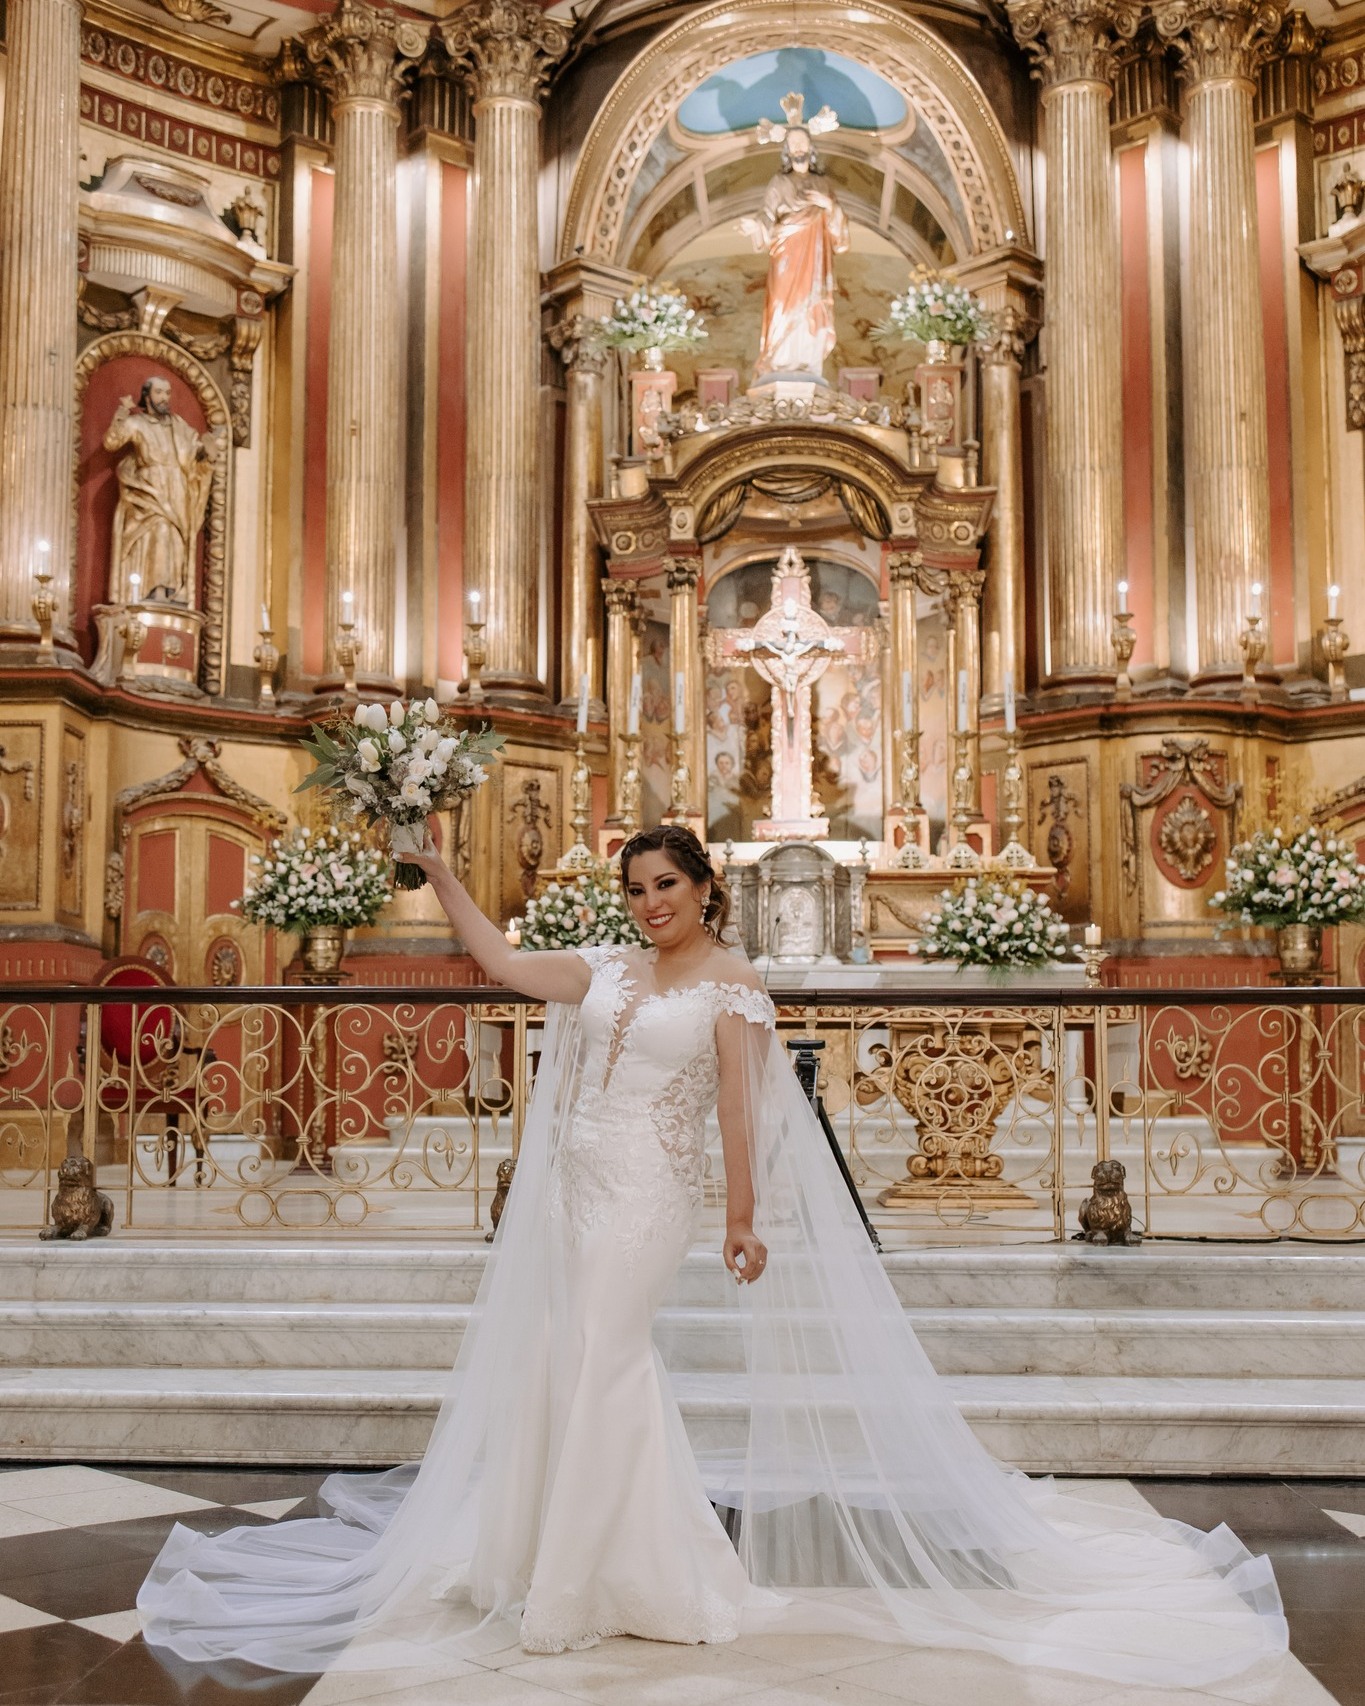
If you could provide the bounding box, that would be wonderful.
[995,731,1035,869]
[31,567,56,658]
[252,622,280,709]
[619,731,642,840]
[896,725,923,816]
[1321,615,1350,703]
[463,619,487,707]
[557,733,596,872]
[1076,932,1110,988]
[944,732,982,870]
[1238,613,1266,702]
[667,730,691,820]
[118,604,148,678]
[335,611,359,696]
[1111,607,1136,701]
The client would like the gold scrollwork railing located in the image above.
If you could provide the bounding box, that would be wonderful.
[2,986,1363,1241]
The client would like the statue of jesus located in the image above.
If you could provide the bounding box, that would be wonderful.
[738,92,848,384]
[104,376,224,606]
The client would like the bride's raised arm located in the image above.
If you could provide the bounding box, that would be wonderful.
[400,838,592,1006]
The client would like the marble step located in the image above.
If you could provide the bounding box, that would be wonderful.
[6,1299,1365,1380]
[7,1241,1365,1311]
[0,1366,1361,1476]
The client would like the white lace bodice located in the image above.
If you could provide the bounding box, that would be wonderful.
[551,945,775,1258]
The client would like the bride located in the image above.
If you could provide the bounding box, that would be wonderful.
[140,823,1287,1686]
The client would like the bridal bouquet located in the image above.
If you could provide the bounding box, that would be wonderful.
[877,266,991,348]
[297,699,504,890]
[1211,827,1365,927]
[598,286,707,354]
[238,825,391,932]
[916,875,1069,969]
[511,864,646,951]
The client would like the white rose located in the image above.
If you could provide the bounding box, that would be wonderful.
[407,757,431,782]
[435,737,456,763]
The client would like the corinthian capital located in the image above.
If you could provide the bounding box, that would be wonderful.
[439,0,570,105]
[1151,0,1286,84]
[548,314,609,376]
[300,0,429,106]
[1007,0,1141,87]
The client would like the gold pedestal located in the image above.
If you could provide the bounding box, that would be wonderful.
[91,603,205,697]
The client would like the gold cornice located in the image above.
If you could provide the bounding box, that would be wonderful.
[83,0,275,86]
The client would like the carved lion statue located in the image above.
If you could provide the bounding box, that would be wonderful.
[1074,1158,1142,1247]
[40,1154,114,1241]
[485,1157,516,1244]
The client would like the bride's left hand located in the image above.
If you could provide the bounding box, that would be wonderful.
[724,1226,768,1284]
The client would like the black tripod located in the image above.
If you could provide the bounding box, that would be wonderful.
[784,1036,882,1252]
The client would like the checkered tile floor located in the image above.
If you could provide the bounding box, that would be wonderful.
[0,1466,1360,1705]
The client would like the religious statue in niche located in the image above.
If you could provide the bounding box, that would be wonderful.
[104,376,225,605]
[738,93,848,384]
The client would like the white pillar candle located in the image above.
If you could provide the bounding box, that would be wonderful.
[1329,583,1341,621]
[627,671,641,736]
[956,668,968,731]
[1116,579,1128,614]
[673,671,686,735]
[1249,580,1262,619]
[1004,671,1016,734]
[900,669,913,731]
[129,572,141,602]
[341,588,354,616]
[576,671,589,735]
[1084,923,1102,947]
[467,587,480,619]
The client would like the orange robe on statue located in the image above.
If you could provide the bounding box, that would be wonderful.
[752,171,849,381]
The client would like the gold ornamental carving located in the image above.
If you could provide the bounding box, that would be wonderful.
[1337,298,1365,433]
[1151,0,1286,84]
[1007,0,1142,88]
[547,314,609,377]
[439,0,570,104]
[0,725,43,911]
[1120,737,1241,896]
[1157,795,1217,884]
[300,0,428,107]
[978,304,1037,369]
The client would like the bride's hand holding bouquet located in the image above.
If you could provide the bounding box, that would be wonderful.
[296,698,503,890]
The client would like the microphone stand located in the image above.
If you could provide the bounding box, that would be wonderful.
[785,1036,882,1252]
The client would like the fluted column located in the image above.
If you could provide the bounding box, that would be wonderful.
[1009,0,1137,686]
[442,2,568,702]
[549,316,608,714]
[602,577,640,824]
[304,0,426,689]
[886,551,920,810]
[1154,0,1284,680]
[666,556,705,819]
[0,0,82,646]
[979,310,1032,703]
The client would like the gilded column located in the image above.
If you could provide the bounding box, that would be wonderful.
[602,577,639,823]
[1154,0,1284,681]
[1008,0,1137,686]
[442,2,569,702]
[665,556,705,819]
[549,316,607,715]
[886,550,920,809]
[303,0,427,689]
[979,309,1032,704]
[0,0,82,646]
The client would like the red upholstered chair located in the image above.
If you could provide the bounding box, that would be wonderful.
[92,958,208,1186]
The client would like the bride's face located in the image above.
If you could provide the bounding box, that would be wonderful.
[623,849,710,950]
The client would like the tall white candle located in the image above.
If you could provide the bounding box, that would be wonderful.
[900,669,913,731]
[673,671,686,735]
[1004,671,1016,734]
[1329,583,1341,621]
[1249,580,1263,619]
[341,588,353,617]
[576,672,590,734]
[129,573,141,602]
[467,588,481,618]
[956,668,968,731]
[1116,579,1129,614]
[627,672,641,736]
[260,603,271,632]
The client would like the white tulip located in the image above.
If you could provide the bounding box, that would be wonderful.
[388,730,406,753]
[424,698,439,723]
[353,703,368,724]
[389,700,406,726]
[364,704,389,733]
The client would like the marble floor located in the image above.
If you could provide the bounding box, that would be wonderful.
[0,1467,1358,1706]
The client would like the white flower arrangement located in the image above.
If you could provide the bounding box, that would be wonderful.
[877,266,992,348]
[916,875,1070,969]
[1211,826,1365,927]
[511,864,646,951]
[238,825,391,932]
[297,699,504,891]
[598,286,707,353]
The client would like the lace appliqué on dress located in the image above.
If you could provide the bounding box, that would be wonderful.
[711,982,777,1031]
[520,1583,742,1653]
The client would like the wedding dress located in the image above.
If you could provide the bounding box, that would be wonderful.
[139,944,1287,1686]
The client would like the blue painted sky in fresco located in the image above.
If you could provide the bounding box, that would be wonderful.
[678,47,906,135]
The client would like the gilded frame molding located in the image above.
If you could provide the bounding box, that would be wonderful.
[73,331,232,698]
[560,0,1030,265]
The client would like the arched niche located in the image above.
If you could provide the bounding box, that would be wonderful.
[74,332,231,695]
[561,0,1029,269]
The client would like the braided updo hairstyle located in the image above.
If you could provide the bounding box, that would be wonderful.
[618,825,732,942]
